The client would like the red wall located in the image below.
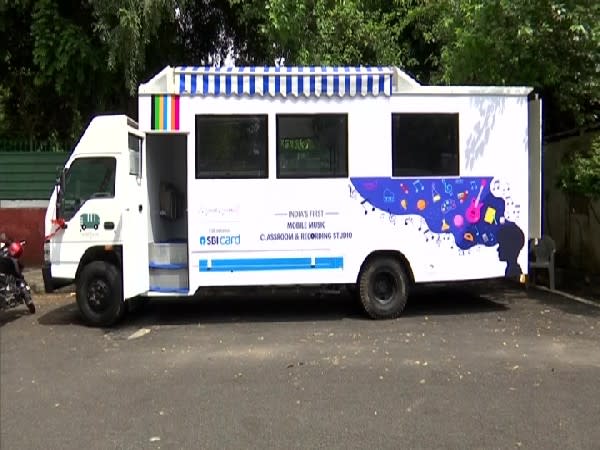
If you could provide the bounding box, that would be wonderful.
[0,208,46,266]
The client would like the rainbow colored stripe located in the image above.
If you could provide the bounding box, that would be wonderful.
[151,95,180,131]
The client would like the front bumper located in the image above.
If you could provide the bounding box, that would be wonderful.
[41,263,72,293]
[42,263,55,293]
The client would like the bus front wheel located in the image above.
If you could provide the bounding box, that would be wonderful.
[76,261,125,327]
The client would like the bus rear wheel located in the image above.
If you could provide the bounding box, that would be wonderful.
[358,256,409,319]
[76,261,125,327]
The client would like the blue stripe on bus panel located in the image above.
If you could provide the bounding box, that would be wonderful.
[199,257,344,272]
[149,286,189,293]
[149,262,188,270]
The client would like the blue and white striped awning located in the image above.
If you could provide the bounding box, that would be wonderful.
[174,66,394,97]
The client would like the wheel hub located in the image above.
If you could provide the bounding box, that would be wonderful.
[372,271,397,304]
[87,279,111,313]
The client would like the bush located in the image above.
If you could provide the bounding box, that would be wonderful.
[557,135,600,200]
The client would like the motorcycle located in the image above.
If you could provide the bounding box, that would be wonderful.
[0,233,35,314]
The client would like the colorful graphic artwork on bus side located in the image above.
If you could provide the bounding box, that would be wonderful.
[349,177,525,277]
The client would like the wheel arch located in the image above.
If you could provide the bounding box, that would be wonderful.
[75,245,122,282]
[357,250,415,286]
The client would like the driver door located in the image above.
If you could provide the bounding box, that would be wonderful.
[52,157,120,274]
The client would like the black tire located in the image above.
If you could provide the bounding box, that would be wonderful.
[358,256,410,319]
[76,261,125,327]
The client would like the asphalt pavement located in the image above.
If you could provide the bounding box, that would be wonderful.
[1,281,599,450]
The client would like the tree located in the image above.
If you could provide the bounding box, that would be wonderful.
[558,135,600,200]
[240,0,400,66]
[1,0,598,143]
[438,0,600,136]
[0,0,248,143]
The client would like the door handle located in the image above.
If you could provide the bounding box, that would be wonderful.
[104,222,115,230]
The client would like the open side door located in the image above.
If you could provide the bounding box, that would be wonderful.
[528,94,542,240]
[122,130,150,299]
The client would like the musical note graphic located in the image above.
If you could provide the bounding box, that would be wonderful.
[348,184,357,198]
[413,180,424,192]
[432,183,441,203]
[388,211,396,225]
[441,199,457,214]
[442,179,453,195]
[360,198,375,215]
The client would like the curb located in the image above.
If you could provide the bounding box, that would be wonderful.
[532,285,600,309]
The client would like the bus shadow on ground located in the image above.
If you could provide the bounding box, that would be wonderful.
[37,284,508,328]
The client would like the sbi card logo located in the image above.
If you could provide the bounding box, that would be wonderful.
[199,235,241,246]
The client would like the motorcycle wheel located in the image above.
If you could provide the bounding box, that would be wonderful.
[19,282,35,313]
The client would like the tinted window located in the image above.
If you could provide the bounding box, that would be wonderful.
[128,133,142,176]
[61,157,116,220]
[277,114,348,178]
[195,115,268,178]
[392,113,459,176]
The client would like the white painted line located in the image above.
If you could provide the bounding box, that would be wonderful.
[0,200,50,208]
[534,285,600,309]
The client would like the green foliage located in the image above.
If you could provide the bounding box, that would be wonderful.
[0,0,598,145]
[91,0,178,94]
[557,136,600,199]
[439,0,600,133]
[257,0,399,65]
[31,0,97,95]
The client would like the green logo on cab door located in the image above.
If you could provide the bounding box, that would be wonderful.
[80,213,100,231]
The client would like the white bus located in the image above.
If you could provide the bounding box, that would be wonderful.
[42,65,542,326]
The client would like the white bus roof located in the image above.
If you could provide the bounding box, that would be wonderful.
[138,65,533,98]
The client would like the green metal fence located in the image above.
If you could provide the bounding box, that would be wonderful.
[0,137,71,153]
[0,152,70,200]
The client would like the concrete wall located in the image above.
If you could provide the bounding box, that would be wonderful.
[543,131,600,274]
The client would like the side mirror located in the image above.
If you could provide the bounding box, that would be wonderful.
[56,168,66,221]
